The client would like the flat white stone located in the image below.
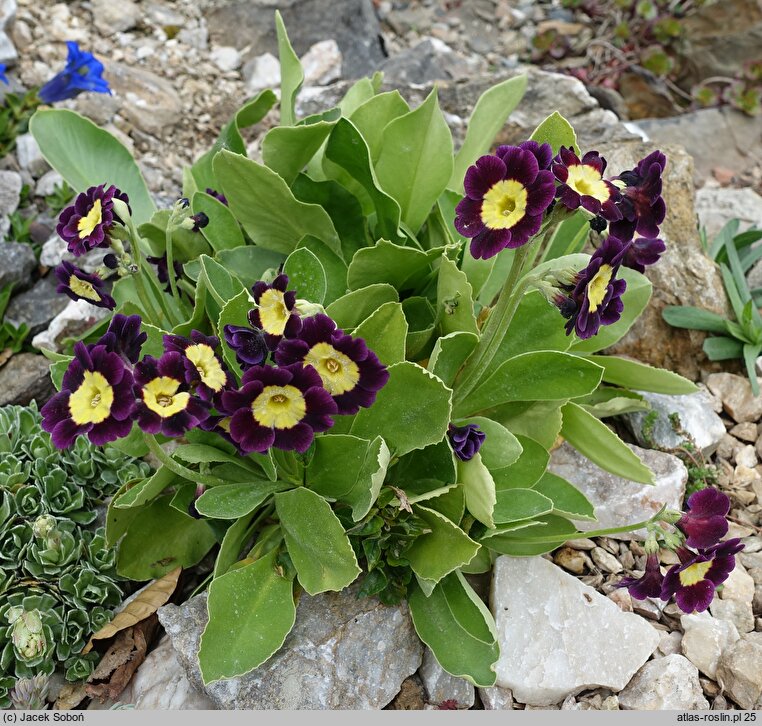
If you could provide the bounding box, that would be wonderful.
[491,556,659,706]
[418,647,474,708]
[681,611,740,679]
[301,39,342,86]
[618,654,709,710]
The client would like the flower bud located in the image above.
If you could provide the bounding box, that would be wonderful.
[32,514,56,540]
[295,299,325,318]
[111,197,132,226]
[11,611,46,661]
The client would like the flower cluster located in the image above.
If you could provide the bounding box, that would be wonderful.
[618,488,744,614]
[42,275,389,456]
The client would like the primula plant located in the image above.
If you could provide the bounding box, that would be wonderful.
[27,14,742,687]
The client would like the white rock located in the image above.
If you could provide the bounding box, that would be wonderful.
[0,169,21,215]
[548,442,686,540]
[244,53,281,95]
[710,598,755,634]
[681,611,740,679]
[706,372,762,423]
[40,233,105,273]
[491,556,659,706]
[92,0,140,34]
[657,631,683,657]
[210,45,241,72]
[720,562,756,604]
[0,0,16,32]
[34,170,63,198]
[31,299,110,353]
[478,686,514,710]
[301,39,342,86]
[736,444,758,469]
[419,648,475,708]
[716,638,762,710]
[0,30,16,65]
[15,133,48,176]
[696,186,762,240]
[618,654,709,710]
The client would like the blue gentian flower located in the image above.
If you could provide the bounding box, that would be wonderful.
[38,42,110,104]
[0,64,8,85]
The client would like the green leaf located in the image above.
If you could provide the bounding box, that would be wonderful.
[350,362,452,457]
[375,89,454,234]
[275,10,303,126]
[283,247,327,304]
[306,434,373,499]
[491,400,564,450]
[296,236,348,306]
[112,466,178,509]
[530,111,578,154]
[542,211,590,262]
[703,336,744,360]
[428,331,478,388]
[192,191,245,252]
[493,486,554,524]
[408,572,498,687]
[457,453,496,528]
[403,295,437,359]
[262,121,335,184]
[214,513,256,578]
[498,290,572,360]
[462,417,522,470]
[533,471,595,520]
[30,109,155,224]
[214,247,286,291]
[347,238,439,291]
[275,488,361,595]
[347,436,390,521]
[214,150,340,256]
[217,289,254,376]
[481,514,577,556]
[199,254,246,322]
[561,401,654,484]
[491,434,548,490]
[450,74,527,192]
[351,301,408,366]
[349,91,410,162]
[174,443,260,474]
[117,495,216,579]
[325,283,398,330]
[199,549,295,683]
[588,355,698,394]
[436,256,479,336]
[195,482,289,519]
[662,305,731,334]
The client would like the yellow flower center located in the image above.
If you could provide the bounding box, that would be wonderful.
[480,180,528,230]
[69,371,114,425]
[77,199,103,238]
[258,288,290,336]
[566,165,610,203]
[587,264,613,313]
[185,344,226,392]
[304,342,360,395]
[678,560,713,587]
[142,377,190,418]
[68,274,101,302]
[251,384,306,429]
[218,417,232,433]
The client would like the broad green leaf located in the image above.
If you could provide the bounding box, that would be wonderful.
[214,150,340,256]
[351,302,408,366]
[481,514,577,556]
[350,362,452,456]
[30,109,155,224]
[192,191,245,252]
[408,572,498,687]
[215,247,286,290]
[214,513,256,578]
[542,211,590,261]
[533,471,595,520]
[394,440,457,492]
[662,305,731,334]
[491,434,549,490]
[703,336,744,360]
[450,75,527,192]
[275,488,360,595]
[325,283,398,330]
[174,443,260,474]
[338,77,377,116]
[275,11,303,126]
[498,290,572,360]
[424,484,466,524]
[217,289,255,376]
[460,545,493,574]
[588,355,698,394]
[458,453,496,528]
[112,466,178,509]
[117,495,216,579]
[376,89,454,233]
[405,505,480,583]
[195,482,289,519]
[347,239,440,291]
[436,256,478,336]
[199,550,295,683]
[463,417,522,470]
[403,295,437,359]
[561,401,654,484]
[347,436,390,521]
[283,247,327,304]
[578,387,649,418]
[490,400,564,450]
[306,434,372,499]
[493,487,554,524]
[262,121,335,184]
[428,331,478,388]
[349,91,410,161]
[296,236,348,305]
[530,111,578,154]
[199,254,246,322]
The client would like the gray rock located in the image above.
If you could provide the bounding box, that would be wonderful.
[0,241,35,291]
[490,556,659,706]
[710,599,755,635]
[5,275,68,336]
[721,562,756,604]
[0,169,21,215]
[716,637,762,709]
[418,648,475,708]
[91,0,140,35]
[681,612,740,679]
[39,234,105,274]
[0,354,54,407]
[31,299,110,353]
[618,655,709,710]
[206,0,384,78]
[0,0,16,32]
[242,53,280,95]
[301,40,342,87]
[158,585,423,709]
[478,686,514,710]
[209,46,242,73]
[548,442,687,540]
[34,170,64,199]
[696,186,762,241]
[0,30,16,66]
[15,133,47,176]
[379,38,484,86]
[624,390,726,457]
[706,373,762,424]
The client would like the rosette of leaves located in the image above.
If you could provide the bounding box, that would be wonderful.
[30,15,699,689]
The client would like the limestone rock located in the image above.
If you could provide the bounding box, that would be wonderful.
[39,233,105,274]
[158,585,423,709]
[209,46,241,73]
[91,0,140,35]
[716,637,762,709]
[0,241,35,292]
[301,40,342,86]
[418,648,474,709]
[721,563,756,604]
[696,186,762,241]
[0,169,21,216]
[706,373,762,424]
[548,442,686,540]
[624,390,725,456]
[681,612,740,679]
[618,655,709,710]
[5,275,68,336]
[31,299,110,353]
[379,38,484,86]
[15,133,48,176]
[242,53,280,96]
[491,556,659,706]
[710,598,755,634]
[478,686,514,710]
[0,354,54,407]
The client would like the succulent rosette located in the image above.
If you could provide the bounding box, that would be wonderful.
[676,488,730,550]
[610,150,666,241]
[40,342,135,449]
[552,147,621,221]
[96,314,147,365]
[454,144,556,259]
[223,324,269,370]
[274,314,389,415]
[133,353,210,437]
[447,423,486,462]
[163,331,231,403]
[56,184,129,257]
[54,261,115,309]
[622,236,666,273]
[221,363,337,454]
[249,274,302,348]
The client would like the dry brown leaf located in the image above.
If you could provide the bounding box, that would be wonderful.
[83,567,180,654]
[54,683,88,710]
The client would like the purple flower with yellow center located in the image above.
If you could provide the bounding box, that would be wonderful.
[618,553,664,600]
[622,236,666,273]
[552,147,621,221]
[274,314,389,415]
[661,539,744,613]
[97,314,146,365]
[610,150,667,241]
[676,488,730,550]
[56,184,129,257]
[220,363,337,454]
[498,140,553,170]
[223,324,269,370]
[557,236,630,340]
[249,274,301,348]
[38,41,110,104]
[447,423,486,462]
[133,353,210,437]
[454,145,556,260]
[163,330,231,402]
[40,342,135,449]
[54,261,115,310]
